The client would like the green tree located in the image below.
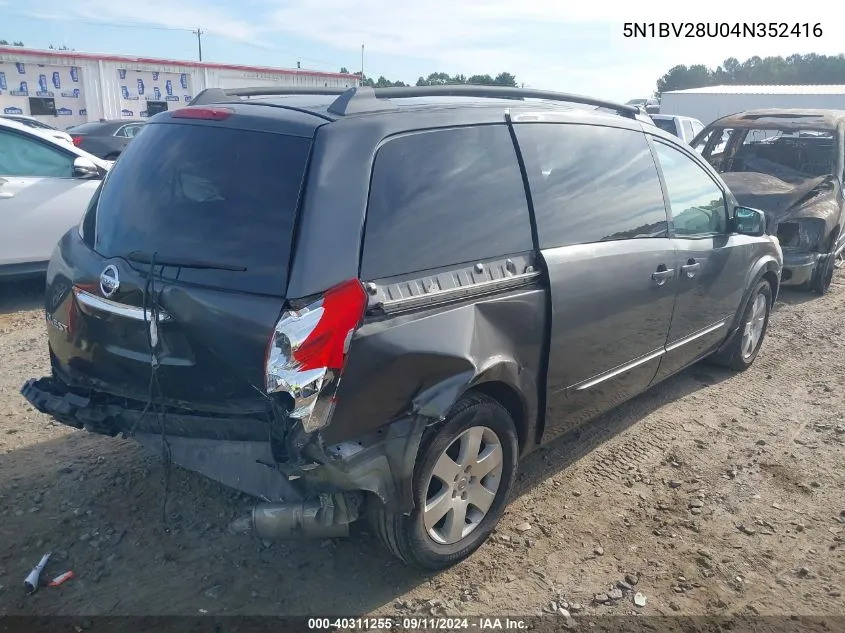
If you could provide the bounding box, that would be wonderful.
[467,74,494,85]
[493,72,517,87]
[656,53,845,95]
[416,72,455,86]
[349,69,518,89]
[339,67,349,74]
[0,40,25,46]
[415,71,518,86]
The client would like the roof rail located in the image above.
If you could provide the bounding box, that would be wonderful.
[188,86,347,107]
[188,85,640,119]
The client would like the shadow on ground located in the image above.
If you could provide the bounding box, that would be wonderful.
[0,277,45,315]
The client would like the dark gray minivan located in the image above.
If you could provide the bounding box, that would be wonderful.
[22,86,782,570]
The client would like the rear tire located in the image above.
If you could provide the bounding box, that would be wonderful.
[710,280,772,371]
[812,233,839,295]
[369,392,518,570]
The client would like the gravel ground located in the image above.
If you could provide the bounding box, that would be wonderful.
[0,274,843,618]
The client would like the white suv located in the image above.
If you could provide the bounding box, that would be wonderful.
[0,117,112,278]
[650,114,705,144]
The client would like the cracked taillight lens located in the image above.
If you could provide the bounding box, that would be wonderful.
[265,279,367,432]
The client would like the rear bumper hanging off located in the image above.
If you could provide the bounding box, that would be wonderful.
[21,375,426,516]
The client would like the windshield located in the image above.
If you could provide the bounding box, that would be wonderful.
[699,126,836,182]
[651,118,677,135]
[26,119,55,130]
[92,121,311,295]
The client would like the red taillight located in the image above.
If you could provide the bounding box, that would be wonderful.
[171,106,233,121]
[293,280,367,372]
[71,135,83,146]
[264,279,368,432]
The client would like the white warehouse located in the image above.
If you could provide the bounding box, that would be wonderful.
[0,46,360,128]
[660,85,845,127]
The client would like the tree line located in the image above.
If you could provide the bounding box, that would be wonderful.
[657,53,845,96]
[340,69,519,88]
[0,40,25,46]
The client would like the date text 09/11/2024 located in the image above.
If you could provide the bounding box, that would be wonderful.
[623,22,823,38]
[307,617,529,630]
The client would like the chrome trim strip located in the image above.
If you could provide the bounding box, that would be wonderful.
[665,320,727,353]
[574,348,665,392]
[73,288,172,322]
[572,320,728,392]
[374,271,542,313]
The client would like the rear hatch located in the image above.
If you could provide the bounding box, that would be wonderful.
[48,112,314,413]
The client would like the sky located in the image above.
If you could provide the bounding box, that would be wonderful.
[1,1,842,102]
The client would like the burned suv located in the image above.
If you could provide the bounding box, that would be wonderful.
[22,86,781,570]
[693,109,845,294]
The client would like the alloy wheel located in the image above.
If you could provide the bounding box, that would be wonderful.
[741,293,767,359]
[423,426,504,545]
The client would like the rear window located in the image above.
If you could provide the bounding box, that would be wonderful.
[361,125,533,280]
[92,122,310,295]
[67,122,103,134]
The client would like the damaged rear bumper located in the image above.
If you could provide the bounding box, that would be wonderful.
[20,376,425,516]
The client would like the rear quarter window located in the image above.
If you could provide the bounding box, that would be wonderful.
[361,125,533,280]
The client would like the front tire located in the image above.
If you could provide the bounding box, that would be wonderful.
[812,233,840,295]
[370,393,518,570]
[710,279,773,371]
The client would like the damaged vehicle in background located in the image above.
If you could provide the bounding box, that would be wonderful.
[693,109,845,294]
[22,85,781,571]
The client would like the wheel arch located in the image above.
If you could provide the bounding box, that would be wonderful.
[718,256,780,355]
[467,379,530,454]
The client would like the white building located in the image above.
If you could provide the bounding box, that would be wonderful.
[660,85,845,127]
[0,46,360,128]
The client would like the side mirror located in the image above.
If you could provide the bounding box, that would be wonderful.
[73,156,100,179]
[732,206,766,237]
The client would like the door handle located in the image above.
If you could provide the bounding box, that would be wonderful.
[0,192,14,199]
[681,260,702,278]
[651,266,675,286]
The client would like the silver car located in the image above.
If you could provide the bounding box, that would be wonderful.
[0,117,111,278]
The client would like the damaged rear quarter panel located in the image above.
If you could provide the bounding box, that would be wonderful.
[323,287,547,454]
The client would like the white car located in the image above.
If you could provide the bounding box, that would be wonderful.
[1,114,75,146]
[0,117,112,278]
[650,114,705,144]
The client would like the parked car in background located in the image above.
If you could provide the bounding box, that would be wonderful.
[1,114,74,146]
[650,114,705,144]
[693,109,845,294]
[66,119,146,159]
[626,97,660,114]
[22,85,781,571]
[0,117,111,278]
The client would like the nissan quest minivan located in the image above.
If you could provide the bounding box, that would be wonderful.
[23,85,782,570]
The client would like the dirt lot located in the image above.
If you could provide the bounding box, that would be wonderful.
[0,275,843,619]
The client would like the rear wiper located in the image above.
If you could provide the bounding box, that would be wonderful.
[124,250,247,272]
